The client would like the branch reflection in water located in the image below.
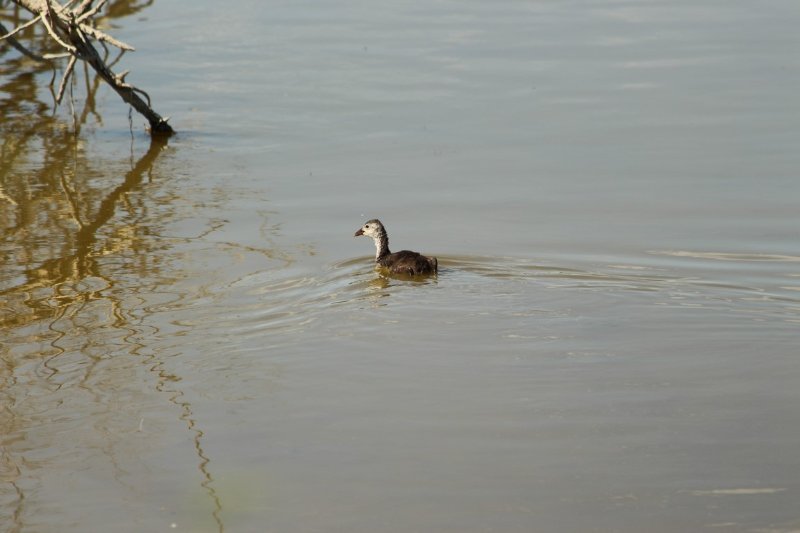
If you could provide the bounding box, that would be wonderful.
[1,113,225,532]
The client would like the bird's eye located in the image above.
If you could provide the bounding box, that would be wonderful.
[365,225,369,229]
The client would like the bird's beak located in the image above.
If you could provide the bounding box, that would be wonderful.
[354,228,364,237]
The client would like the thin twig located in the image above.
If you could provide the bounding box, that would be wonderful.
[56,53,78,104]
[75,0,94,16]
[0,20,49,61]
[99,38,109,61]
[80,24,134,51]
[131,86,152,107]
[42,52,73,59]
[0,15,39,40]
[76,0,107,23]
[107,47,125,69]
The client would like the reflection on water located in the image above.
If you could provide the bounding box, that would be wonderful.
[3,156,800,530]
[3,0,800,531]
[1,30,231,525]
[0,131,225,531]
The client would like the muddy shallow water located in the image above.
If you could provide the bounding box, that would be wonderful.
[2,0,800,531]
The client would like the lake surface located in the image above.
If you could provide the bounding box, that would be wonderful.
[2,0,800,531]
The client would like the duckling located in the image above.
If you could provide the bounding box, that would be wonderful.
[354,219,438,276]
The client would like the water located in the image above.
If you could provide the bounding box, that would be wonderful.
[2,0,800,531]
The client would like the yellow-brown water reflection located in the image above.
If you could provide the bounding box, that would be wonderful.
[2,141,229,531]
[1,139,220,533]
[1,39,227,528]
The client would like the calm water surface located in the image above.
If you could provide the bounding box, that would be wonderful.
[2,0,800,531]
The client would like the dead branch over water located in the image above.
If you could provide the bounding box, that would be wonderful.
[2,0,173,135]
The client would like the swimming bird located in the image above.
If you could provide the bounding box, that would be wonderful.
[354,219,438,276]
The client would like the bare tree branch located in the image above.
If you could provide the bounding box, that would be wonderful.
[39,7,76,52]
[80,24,135,51]
[4,0,173,135]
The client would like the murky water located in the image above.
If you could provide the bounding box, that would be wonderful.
[2,0,800,531]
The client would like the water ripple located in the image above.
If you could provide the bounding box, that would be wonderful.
[651,250,800,262]
[193,253,800,350]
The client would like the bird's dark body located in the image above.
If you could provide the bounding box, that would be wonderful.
[378,249,438,276]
